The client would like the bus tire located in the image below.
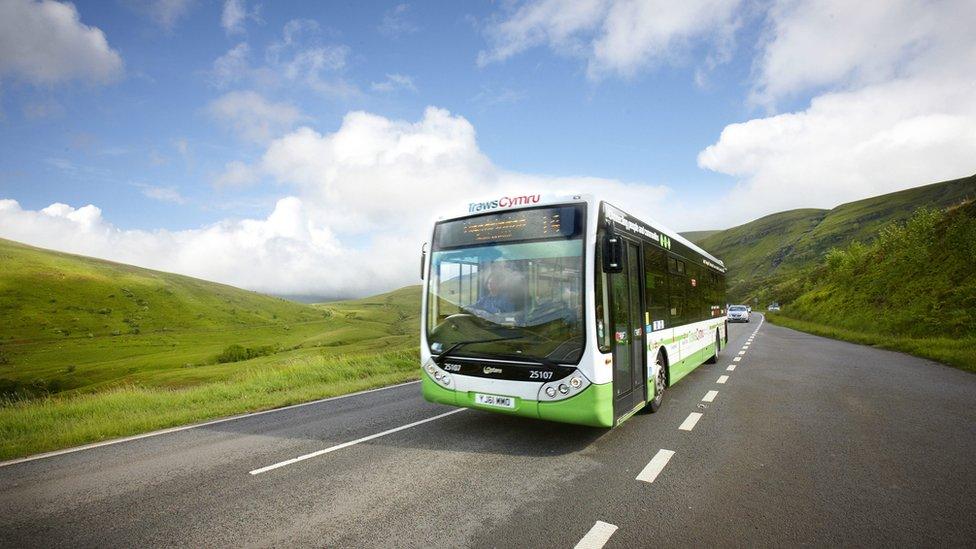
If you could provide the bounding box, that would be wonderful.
[705,329,720,364]
[648,350,668,413]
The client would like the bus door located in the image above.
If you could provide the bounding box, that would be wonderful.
[609,238,647,419]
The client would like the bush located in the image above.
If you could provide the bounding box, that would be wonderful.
[216,344,277,364]
[783,203,976,340]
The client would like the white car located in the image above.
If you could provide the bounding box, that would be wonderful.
[767,302,781,311]
[727,305,750,323]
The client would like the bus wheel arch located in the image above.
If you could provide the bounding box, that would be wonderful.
[705,329,720,364]
[648,349,669,413]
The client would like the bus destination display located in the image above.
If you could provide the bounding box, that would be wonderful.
[435,205,580,249]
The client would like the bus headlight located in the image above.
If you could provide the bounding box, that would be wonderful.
[426,364,435,375]
[434,372,442,381]
[441,376,450,386]
[558,384,569,395]
[545,387,556,397]
[570,377,582,388]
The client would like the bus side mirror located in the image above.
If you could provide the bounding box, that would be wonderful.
[420,242,427,280]
[603,234,623,273]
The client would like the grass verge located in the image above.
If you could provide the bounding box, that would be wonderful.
[766,313,976,373]
[0,349,419,461]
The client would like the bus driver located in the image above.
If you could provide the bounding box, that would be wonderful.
[472,271,514,314]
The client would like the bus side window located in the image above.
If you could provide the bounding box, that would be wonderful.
[644,247,668,330]
[667,255,684,322]
[595,238,612,352]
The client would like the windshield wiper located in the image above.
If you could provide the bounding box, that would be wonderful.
[432,335,522,365]
[485,351,563,372]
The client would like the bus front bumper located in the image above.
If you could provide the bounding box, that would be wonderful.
[421,374,614,428]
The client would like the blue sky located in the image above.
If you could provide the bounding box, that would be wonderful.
[1,0,973,296]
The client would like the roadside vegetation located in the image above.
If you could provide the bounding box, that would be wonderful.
[766,200,976,372]
[0,238,423,459]
[0,349,419,460]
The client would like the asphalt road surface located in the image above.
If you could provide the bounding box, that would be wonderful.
[2,315,975,547]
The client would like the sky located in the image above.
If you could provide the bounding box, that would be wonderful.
[0,0,974,298]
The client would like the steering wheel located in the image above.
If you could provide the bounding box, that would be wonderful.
[429,313,476,338]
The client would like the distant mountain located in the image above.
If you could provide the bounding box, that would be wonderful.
[688,174,976,302]
[679,230,720,242]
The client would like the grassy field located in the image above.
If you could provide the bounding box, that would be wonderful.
[0,238,424,459]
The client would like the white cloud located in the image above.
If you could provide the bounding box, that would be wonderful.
[2,108,671,297]
[210,42,250,88]
[207,90,306,144]
[136,184,187,204]
[478,0,742,79]
[0,0,123,85]
[699,0,976,220]
[214,160,260,188]
[210,20,356,97]
[139,0,194,30]
[378,3,419,37]
[221,0,245,35]
[370,73,416,93]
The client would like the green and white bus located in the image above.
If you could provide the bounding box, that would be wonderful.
[420,194,727,427]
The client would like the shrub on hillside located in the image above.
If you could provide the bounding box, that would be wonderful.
[216,344,277,364]
[785,203,976,338]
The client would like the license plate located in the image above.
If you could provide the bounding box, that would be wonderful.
[474,393,515,409]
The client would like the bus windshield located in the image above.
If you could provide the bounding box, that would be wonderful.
[426,205,585,364]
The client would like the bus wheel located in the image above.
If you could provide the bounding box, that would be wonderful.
[705,330,720,364]
[648,351,667,413]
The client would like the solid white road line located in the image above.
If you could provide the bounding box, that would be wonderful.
[702,390,718,402]
[733,356,742,362]
[575,521,618,549]
[636,449,675,483]
[679,412,703,431]
[726,364,736,371]
[0,380,422,469]
[249,408,465,475]
[717,375,729,384]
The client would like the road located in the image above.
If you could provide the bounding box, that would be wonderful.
[2,316,975,547]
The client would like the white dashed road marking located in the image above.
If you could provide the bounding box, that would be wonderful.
[738,351,746,356]
[733,357,742,362]
[637,449,675,483]
[249,409,466,475]
[717,375,729,384]
[679,412,703,431]
[575,521,618,549]
[727,364,736,371]
[702,390,718,402]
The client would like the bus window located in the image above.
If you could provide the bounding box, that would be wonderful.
[595,238,612,352]
[644,247,668,331]
[687,264,701,323]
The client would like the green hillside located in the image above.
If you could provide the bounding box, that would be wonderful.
[0,237,420,399]
[691,175,976,302]
[768,201,976,371]
[0,237,423,458]
[0,237,322,340]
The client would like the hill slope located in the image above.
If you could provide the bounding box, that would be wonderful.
[691,175,976,302]
[770,200,976,370]
[0,238,420,398]
[0,237,321,342]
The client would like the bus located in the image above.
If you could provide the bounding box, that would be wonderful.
[420,193,727,427]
